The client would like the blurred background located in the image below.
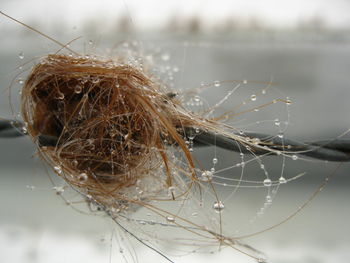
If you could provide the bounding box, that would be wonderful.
[1,0,350,262]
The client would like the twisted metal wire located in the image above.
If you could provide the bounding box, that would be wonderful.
[1,119,350,162]
[192,130,350,162]
[0,119,25,137]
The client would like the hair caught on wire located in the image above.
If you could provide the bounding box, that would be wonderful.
[2,10,350,263]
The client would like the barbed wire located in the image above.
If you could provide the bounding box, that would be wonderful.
[1,119,350,162]
[192,129,350,162]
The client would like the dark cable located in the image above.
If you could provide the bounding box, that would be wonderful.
[192,130,350,162]
[1,119,350,162]
[0,119,26,137]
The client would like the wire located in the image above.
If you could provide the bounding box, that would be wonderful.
[0,119,26,137]
[192,130,350,162]
[1,119,350,162]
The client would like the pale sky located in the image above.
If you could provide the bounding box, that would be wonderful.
[1,0,350,30]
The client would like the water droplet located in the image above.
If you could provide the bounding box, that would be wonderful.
[194,95,200,102]
[53,186,64,195]
[279,177,286,184]
[243,79,248,84]
[263,178,272,187]
[238,161,245,167]
[74,85,82,94]
[78,173,88,182]
[274,119,280,126]
[212,157,218,164]
[161,53,170,61]
[92,77,99,84]
[266,195,272,203]
[213,201,225,212]
[26,185,35,190]
[56,92,65,100]
[201,170,213,182]
[214,80,220,87]
[278,132,284,138]
[260,164,265,169]
[286,99,292,105]
[54,166,62,174]
[21,126,28,135]
[18,51,24,59]
[257,256,267,263]
[18,78,24,84]
[250,94,257,101]
[262,89,266,94]
[292,154,298,160]
[166,216,175,222]
[136,219,146,225]
[88,40,93,45]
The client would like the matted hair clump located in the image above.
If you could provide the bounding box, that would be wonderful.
[21,54,200,213]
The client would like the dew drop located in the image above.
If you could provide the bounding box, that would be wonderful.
[266,195,272,203]
[166,216,175,223]
[213,201,225,212]
[257,256,267,263]
[161,53,170,61]
[263,178,272,187]
[274,119,280,126]
[21,126,28,135]
[279,176,287,184]
[78,173,88,182]
[18,51,24,59]
[250,94,257,101]
[53,186,64,195]
[243,79,248,84]
[292,154,298,160]
[212,157,218,164]
[74,85,82,94]
[26,185,35,190]
[54,166,62,174]
[278,132,284,138]
[18,78,24,84]
[56,92,65,100]
[201,170,213,182]
[214,80,220,87]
